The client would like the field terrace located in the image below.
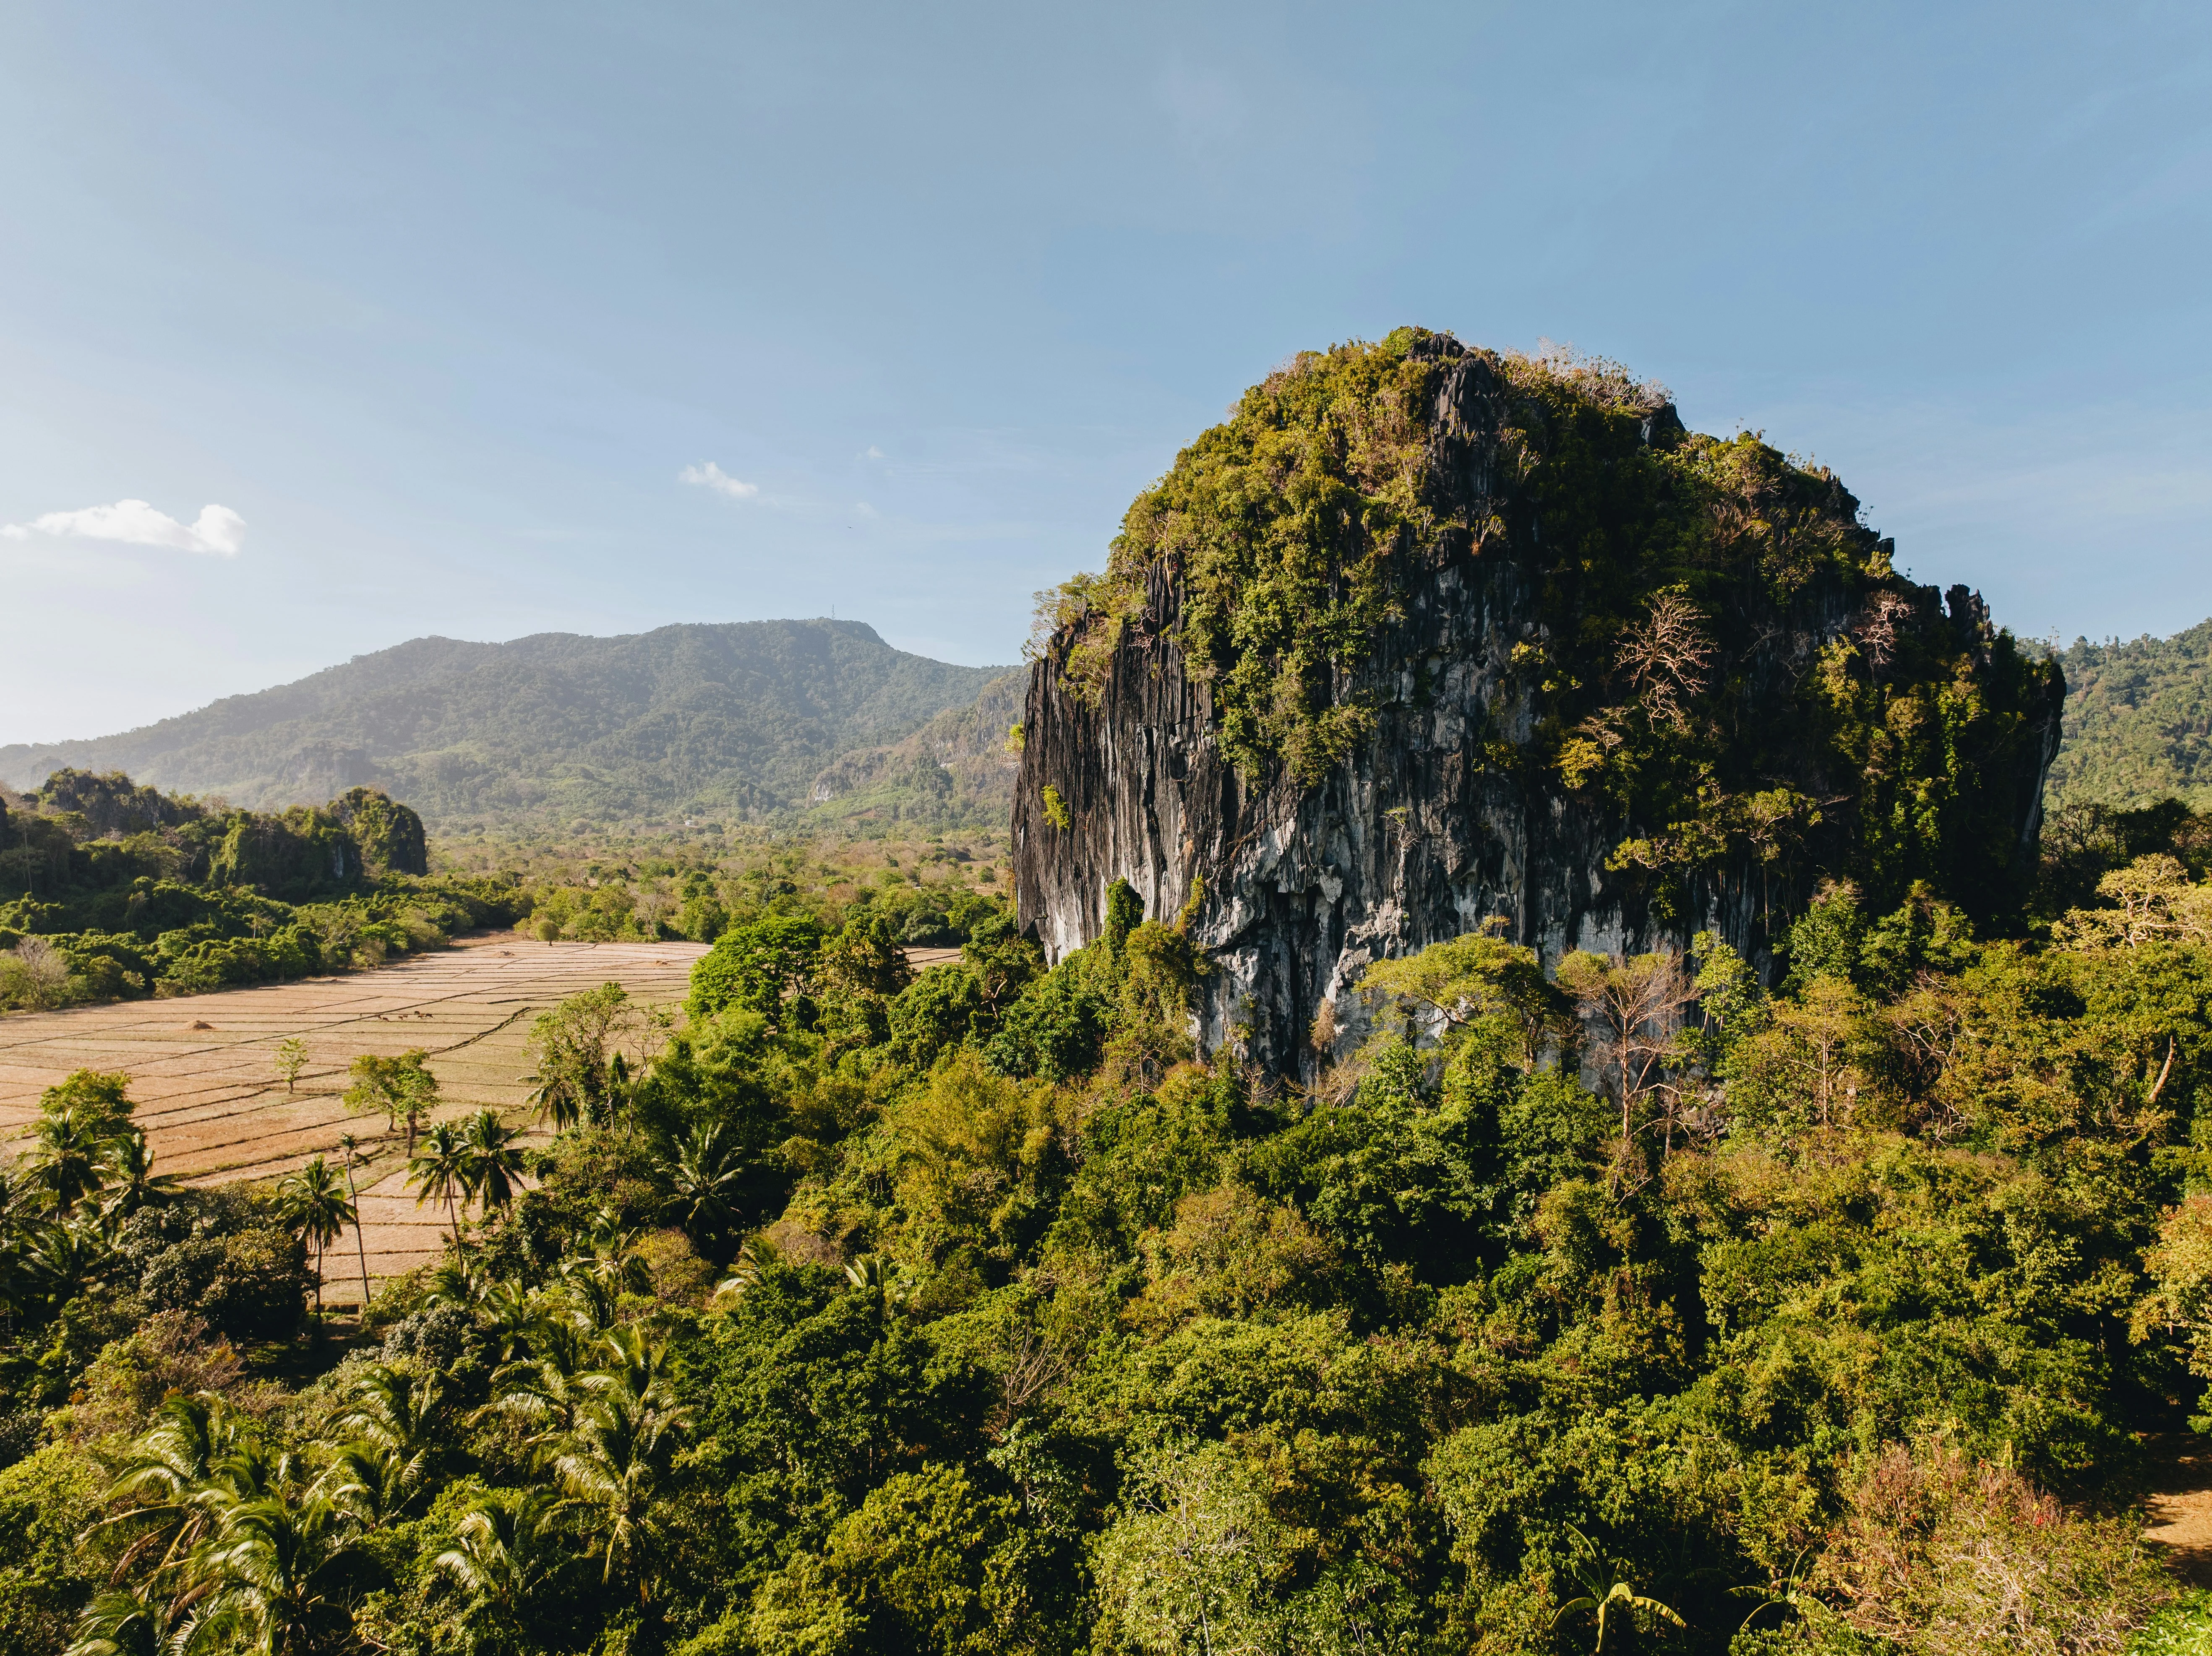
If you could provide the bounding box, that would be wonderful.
[0,935,706,1305]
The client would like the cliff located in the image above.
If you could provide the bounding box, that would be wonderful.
[1012,331,2064,1077]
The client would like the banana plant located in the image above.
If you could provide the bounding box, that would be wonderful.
[1552,1526,1686,1653]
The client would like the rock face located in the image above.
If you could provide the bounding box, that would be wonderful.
[1012,334,2063,1079]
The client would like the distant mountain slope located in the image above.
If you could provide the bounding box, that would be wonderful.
[802,670,1024,829]
[0,620,1015,828]
[2048,620,2212,810]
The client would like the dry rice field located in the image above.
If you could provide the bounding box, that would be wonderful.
[0,935,707,1305]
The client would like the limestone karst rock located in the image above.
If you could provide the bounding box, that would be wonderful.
[1012,330,2063,1077]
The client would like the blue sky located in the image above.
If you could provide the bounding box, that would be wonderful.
[4,1,2209,744]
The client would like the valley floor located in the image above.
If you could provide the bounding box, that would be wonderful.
[0,935,706,1301]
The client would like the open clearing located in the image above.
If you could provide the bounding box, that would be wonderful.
[0,936,705,1304]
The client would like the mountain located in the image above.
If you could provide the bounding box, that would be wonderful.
[2045,620,2212,810]
[0,620,1016,829]
[801,670,1024,830]
[1015,330,2061,1075]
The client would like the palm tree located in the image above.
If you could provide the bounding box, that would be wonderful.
[95,1130,177,1226]
[431,1489,563,1650]
[408,1120,472,1256]
[337,1133,374,1312]
[97,1392,250,1582]
[1552,1526,1686,1653]
[554,1330,691,1604]
[459,1109,527,1223]
[328,1363,447,1464]
[663,1121,748,1258]
[62,1583,170,1656]
[24,1104,122,1214]
[181,1488,353,1656]
[277,1156,356,1319]
[523,1062,583,1133]
[314,1439,420,1532]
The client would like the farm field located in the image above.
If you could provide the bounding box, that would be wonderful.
[0,935,707,1304]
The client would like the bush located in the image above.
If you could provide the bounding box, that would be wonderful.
[1815,1439,2171,1656]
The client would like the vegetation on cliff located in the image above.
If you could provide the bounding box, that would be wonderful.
[1035,329,2062,925]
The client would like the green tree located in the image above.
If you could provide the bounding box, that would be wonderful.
[277,1156,355,1318]
[749,1462,1050,1656]
[430,1490,564,1656]
[1093,1442,1285,1656]
[272,1036,308,1094]
[524,982,636,1131]
[686,917,822,1028]
[459,1110,527,1221]
[408,1121,472,1255]
[343,1050,440,1157]
[336,1133,374,1312]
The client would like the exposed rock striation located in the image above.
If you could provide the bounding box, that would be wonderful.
[1013,332,2063,1078]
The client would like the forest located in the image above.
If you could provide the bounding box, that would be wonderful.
[0,770,522,1011]
[6,784,2212,1653]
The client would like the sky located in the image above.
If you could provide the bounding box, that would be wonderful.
[3,1,2210,745]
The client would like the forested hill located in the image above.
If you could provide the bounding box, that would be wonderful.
[0,620,1014,829]
[2047,618,2212,809]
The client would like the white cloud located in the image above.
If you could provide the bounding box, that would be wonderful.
[1,498,245,556]
[866,446,886,460]
[679,461,759,500]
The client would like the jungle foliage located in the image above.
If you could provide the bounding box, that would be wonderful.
[5,800,2212,1654]
[0,770,520,1010]
[2046,619,2212,812]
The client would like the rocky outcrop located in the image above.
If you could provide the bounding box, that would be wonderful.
[1012,337,2063,1078]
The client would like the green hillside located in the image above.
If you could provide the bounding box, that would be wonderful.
[2048,620,2212,808]
[0,620,1014,830]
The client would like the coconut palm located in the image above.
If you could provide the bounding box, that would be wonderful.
[179,1487,354,1656]
[554,1332,691,1603]
[408,1120,472,1255]
[431,1489,563,1650]
[97,1393,252,1582]
[336,1133,374,1311]
[95,1130,177,1226]
[277,1156,355,1318]
[325,1363,448,1497]
[459,1109,527,1221]
[522,1062,583,1133]
[61,1583,170,1656]
[662,1121,748,1257]
[24,1103,124,1214]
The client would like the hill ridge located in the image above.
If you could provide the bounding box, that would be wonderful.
[0,618,1011,829]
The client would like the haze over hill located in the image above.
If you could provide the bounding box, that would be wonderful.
[0,620,1015,830]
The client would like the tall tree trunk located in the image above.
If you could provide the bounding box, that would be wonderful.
[346,1161,372,1311]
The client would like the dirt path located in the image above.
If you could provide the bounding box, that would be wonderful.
[2140,1435,2212,1586]
[0,936,706,1304]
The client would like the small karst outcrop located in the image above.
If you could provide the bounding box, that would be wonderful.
[1011,329,2063,1078]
